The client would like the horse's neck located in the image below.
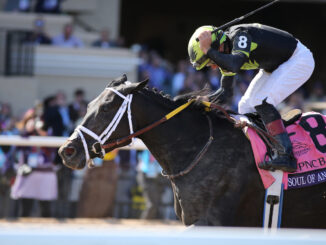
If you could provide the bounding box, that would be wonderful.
[133,92,208,174]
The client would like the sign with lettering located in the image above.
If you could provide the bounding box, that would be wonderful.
[288,168,326,189]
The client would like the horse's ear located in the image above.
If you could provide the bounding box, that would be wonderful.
[124,79,149,94]
[107,74,128,87]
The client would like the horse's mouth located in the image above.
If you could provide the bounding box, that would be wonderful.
[58,143,86,170]
[62,158,86,170]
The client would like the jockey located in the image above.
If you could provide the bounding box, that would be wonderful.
[188,23,315,172]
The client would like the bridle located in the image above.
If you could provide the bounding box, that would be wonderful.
[71,85,196,169]
[74,87,134,167]
[71,86,278,178]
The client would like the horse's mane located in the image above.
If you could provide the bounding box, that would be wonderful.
[173,86,211,104]
[140,86,209,109]
[139,85,236,120]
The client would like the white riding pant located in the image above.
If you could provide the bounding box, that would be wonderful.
[238,41,315,114]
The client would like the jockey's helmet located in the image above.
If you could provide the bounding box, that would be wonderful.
[188,25,226,70]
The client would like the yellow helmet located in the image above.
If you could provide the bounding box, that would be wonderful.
[188,26,226,70]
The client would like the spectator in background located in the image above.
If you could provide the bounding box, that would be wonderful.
[52,23,83,48]
[177,73,198,95]
[115,36,126,48]
[113,150,138,218]
[55,91,72,136]
[25,17,52,45]
[137,150,172,220]
[10,103,58,217]
[52,91,73,218]
[42,93,72,218]
[171,60,188,96]
[147,52,169,91]
[77,150,119,218]
[229,71,255,112]
[42,95,64,137]
[207,68,221,91]
[68,89,88,125]
[92,29,116,49]
[42,92,72,137]
[307,81,326,102]
[193,71,207,90]
[4,0,32,12]
[138,49,151,81]
[231,78,249,112]
[0,102,18,218]
[279,89,305,115]
[35,0,63,14]
[0,103,16,134]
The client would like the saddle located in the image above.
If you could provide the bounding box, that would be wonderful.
[243,109,302,156]
[243,110,326,190]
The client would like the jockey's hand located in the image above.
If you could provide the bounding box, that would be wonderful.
[195,95,209,102]
[198,31,212,55]
[209,88,232,105]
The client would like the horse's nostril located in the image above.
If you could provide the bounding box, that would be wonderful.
[64,146,76,158]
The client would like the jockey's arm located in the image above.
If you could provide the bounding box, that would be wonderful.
[208,75,235,105]
[207,48,248,73]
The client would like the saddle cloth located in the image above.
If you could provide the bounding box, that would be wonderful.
[240,111,326,190]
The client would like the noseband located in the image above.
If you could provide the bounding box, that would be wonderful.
[74,87,134,167]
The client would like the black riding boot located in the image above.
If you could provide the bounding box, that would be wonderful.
[255,100,297,172]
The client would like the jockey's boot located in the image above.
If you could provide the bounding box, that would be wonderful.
[255,100,297,173]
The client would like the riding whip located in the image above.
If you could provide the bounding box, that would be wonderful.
[196,0,280,42]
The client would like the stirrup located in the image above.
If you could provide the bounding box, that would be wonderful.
[258,154,297,173]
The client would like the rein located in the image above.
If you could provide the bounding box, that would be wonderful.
[73,86,195,168]
[75,87,277,177]
[102,99,195,150]
[201,101,278,150]
[161,114,214,179]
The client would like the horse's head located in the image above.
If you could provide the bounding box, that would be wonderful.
[58,74,148,169]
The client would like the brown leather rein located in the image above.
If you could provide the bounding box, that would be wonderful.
[101,99,277,179]
[102,99,195,150]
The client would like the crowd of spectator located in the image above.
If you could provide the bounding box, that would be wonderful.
[24,17,124,49]
[0,87,175,220]
[4,0,64,14]
[137,47,259,112]
[3,0,126,49]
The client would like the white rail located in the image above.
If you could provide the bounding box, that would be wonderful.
[0,135,147,150]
